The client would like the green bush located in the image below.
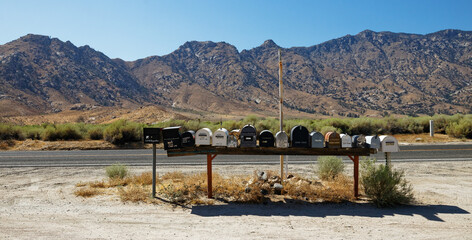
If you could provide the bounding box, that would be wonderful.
[41,124,82,141]
[361,158,414,207]
[446,117,472,139]
[0,124,25,140]
[105,163,128,179]
[316,156,345,180]
[87,127,104,140]
[103,120,142,144]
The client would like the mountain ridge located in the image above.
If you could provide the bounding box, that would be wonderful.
[1,29,472,118]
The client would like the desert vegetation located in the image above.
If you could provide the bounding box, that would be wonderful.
[2,114,472,146]
[360,158,414,207]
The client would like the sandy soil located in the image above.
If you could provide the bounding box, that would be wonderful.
[1,162,471,239]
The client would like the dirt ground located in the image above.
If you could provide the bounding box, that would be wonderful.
[1,161,471,239]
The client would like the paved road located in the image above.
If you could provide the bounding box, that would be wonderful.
[1,144,472,168]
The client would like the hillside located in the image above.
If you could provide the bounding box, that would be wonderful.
[1,30,472,119]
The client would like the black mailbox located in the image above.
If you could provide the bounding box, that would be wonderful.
[259,130,275,147]
[162,126,182,150]
[181,130,195,148]
[143,128,162,144]
[240,125,257,147]
[290,125,310,148]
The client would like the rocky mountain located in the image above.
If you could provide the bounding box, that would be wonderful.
[0,34,149,116]
[1,30,472,118]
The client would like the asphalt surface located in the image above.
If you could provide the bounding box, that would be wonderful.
[1,144,472,168]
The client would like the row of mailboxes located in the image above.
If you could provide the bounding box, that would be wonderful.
[161,126,399,152]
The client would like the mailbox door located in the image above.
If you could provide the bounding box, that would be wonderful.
[275,131,289,148]
[162,126,182,150]
[290,126,310,148]
[196,128,212,146]
[181,130,195,147]
[310,132,324,148]
[259,130,275,147]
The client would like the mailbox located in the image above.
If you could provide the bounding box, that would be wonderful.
[325,132,341,148]
[340,134,352,148]
[240,125,257,147]
[275,131,289,148]
[310,131,324,148]
[379,135,399,152]
[259,130,275,147]
[352,135,367,148]
[212,128,229,147]
[290,125,310,148]
[162,126,182,150]
[143,128,162,144]
[366,135,381,149]
[181,130,195,147]
[228,129,240,148]
[196,128,212,146]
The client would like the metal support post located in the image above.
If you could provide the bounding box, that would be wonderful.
[152,143,157,198]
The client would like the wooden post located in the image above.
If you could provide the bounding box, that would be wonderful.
[348,155,360,198]
[206,154,217,198]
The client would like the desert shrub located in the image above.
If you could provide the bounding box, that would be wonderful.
[103,119,142,144]
[105,163,129,179]
[317,156,345,180]
[446,117,472,139]
[0,124,25,140]
[40,124,82,141]
[361,158,414,207]
[24,127,42,140]
[87,126,104,140]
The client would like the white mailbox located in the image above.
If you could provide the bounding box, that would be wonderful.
[379,135,400,152]
[195,128,212,146]
[366,135,381,149]
[340,134,352,148]
[212,128,229,147]
[275,131,289,148]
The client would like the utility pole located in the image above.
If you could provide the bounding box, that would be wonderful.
[278,49,284,180]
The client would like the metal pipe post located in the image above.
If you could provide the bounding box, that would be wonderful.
[152,143,156,198]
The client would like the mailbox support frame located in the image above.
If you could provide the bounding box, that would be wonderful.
[167,147,376,199]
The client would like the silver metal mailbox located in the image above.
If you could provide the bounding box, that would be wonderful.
[212,128,229,147]
[366,135,381,149]
[275,131,289,148]
[195,128,212,146]
[379,135,400,152]
[310,131,324,148]
[340,134,352,148]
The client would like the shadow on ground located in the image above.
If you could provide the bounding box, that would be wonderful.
[191,201,469,222]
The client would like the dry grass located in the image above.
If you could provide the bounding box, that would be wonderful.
[75,170,356,205]
[74,187,102,198]
[119,184,149,202]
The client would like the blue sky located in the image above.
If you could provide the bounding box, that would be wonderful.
[1,0,471,61]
